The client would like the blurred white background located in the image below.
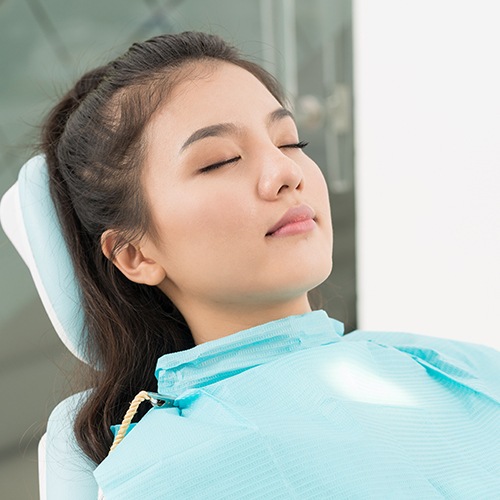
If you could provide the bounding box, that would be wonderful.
[354,0,500,349]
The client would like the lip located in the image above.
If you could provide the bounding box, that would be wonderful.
[266,204,316,237]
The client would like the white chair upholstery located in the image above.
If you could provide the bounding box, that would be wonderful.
[1,157,99,498]
[38,433,47,500]
[0,155,89,363]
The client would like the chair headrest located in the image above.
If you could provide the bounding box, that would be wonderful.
[0,155,89,364]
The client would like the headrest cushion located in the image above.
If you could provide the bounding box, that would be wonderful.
[0,155,89,364]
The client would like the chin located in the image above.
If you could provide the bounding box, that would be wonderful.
[268,261,333,301]
[306,263,333,292]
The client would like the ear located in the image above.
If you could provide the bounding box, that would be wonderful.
[101,230,167,286]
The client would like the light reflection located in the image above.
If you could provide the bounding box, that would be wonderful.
[325,360,418,407]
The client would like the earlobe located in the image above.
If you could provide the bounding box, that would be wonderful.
[100,230,167,286]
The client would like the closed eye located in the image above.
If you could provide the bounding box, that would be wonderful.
[198,141,308,174]
[279,140,309,150]
[199,156,241,174]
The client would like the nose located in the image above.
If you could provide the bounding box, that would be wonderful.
[257,147,304,200]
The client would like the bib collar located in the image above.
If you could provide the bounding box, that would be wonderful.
[155,310,344,398]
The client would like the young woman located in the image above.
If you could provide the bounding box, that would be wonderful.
[34,31,500,498]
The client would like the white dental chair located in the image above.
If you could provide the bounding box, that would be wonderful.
[1,156,99,499]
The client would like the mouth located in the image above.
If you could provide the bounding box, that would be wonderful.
[266,204,317,237]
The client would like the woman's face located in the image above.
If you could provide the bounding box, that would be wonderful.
[140,62,333,318]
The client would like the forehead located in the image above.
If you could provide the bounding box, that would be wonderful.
[153,62,282,130]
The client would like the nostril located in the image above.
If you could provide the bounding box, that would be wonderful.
[277,184,290,195]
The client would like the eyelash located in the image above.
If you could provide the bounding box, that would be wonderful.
[198,140,309,174]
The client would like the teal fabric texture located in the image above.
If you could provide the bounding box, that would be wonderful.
[94,311,500,499]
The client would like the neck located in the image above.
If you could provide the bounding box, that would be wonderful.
[177,295,312,345]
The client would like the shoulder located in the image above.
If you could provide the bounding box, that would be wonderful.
[343,328,499,363]
[343,329,500,400]
[45,390,99,499]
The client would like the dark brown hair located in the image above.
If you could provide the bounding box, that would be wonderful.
[41,31,286,465]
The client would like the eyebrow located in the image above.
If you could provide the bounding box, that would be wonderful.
[180,107,295,153]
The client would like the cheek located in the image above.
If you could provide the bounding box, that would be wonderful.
[154,188,265,295]
[306,161,331,215]
[156,188,257,259]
